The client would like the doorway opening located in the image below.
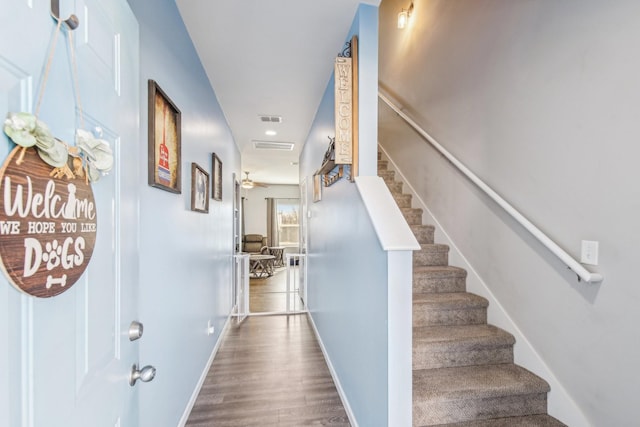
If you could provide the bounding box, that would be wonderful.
[234,180,308,320]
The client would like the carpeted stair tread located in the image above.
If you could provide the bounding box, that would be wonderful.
[413,325,515,369]
[414,292,488,308]
[414,364,550,401]
[411,224,435,244]
[413,292,488,327]
[417,243,449,252]
[379,169,395,182]
[414,244,450,266]
[378,159,388,170]
[414,266,467,293]
[437,414,567,426]
[414,265,466,278]
[413,365,550,425]
[386,180,403,194]
[413,324,515,347]
[393,192,413,208]
[402,207,423,225]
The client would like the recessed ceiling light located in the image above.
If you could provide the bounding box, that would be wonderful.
[265,130,277,136]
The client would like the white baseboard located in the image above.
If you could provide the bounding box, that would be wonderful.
[379,146,590,427]
[177,315,232,427]
[306,312,359,427]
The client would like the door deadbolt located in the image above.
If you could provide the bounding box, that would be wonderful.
[128,321,144,341]
[129,364,156,386]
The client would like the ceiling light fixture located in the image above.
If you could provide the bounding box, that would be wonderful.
[241,171,268,189]
[259,115,283,123]
[397,2,414,29]
[252,140,295,151]
[265,130,277,136]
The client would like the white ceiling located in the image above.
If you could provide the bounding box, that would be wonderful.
[176,0,379,185]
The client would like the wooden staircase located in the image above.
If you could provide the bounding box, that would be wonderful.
[378,154,567,426]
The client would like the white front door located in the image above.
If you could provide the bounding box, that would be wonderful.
[0,1,140,426]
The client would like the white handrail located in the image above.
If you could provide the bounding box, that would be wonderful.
[379,91,603,284]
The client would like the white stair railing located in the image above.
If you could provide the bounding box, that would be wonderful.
[379,90,603,284]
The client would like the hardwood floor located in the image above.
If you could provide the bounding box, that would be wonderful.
[250,267,304,313]
[185,314,350,426]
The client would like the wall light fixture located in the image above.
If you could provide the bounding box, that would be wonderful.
[397,2,414,29]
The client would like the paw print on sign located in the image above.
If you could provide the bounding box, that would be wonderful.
[42,240,62,270]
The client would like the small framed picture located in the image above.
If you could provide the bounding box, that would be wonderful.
[148,80,181,193]
[191,163,209,213]
[212,153,222,201]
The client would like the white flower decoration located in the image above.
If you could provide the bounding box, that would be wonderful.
[75,129,113,182]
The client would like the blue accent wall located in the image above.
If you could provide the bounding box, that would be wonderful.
[300,5,386,425]
[128,1,240,425]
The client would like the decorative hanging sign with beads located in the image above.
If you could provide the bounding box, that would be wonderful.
[0,10,113,297]
[0,145,97,297]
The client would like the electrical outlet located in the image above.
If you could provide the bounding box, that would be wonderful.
[581,240,599,266]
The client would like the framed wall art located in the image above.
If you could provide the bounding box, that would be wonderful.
[211,153,222,201]
[148,79,181,193]
[191,163,209,213]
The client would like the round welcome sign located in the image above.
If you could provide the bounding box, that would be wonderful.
[0,147,97,297]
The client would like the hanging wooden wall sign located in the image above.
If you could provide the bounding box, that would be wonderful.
[0,146,97,297]
[334,55,353,165]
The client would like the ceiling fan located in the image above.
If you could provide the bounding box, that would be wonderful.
[241,171,269,189]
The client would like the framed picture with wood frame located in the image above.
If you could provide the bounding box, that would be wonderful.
[191,163,209,213]
[211,153,222,201]
[148,80,181,193]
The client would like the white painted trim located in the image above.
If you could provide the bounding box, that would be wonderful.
[355,176,420,251]
[379,146,591,427]
[307,313,359,427]
[244,311,308,317]
[387,251,413,427]
[177,315,232,427]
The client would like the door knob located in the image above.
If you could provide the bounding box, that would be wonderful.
[129,364,156,386]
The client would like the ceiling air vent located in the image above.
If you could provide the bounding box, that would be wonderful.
[259,115,283,123]
[252,140,294,151]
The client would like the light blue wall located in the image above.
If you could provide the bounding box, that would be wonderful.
[300,5,386,425]
[128,1,240,425]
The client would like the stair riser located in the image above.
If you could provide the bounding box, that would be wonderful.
[404,211,423,225]
[393,193,412,208]
[413,393,548,426]
[411,226,434,244]
[414,250,448,267]
[386,181,403,194]
[413,274,466,293]
[378,170,395,182]
[413,307,487,327]
[413,346,513,370]
[378,160,388,170]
